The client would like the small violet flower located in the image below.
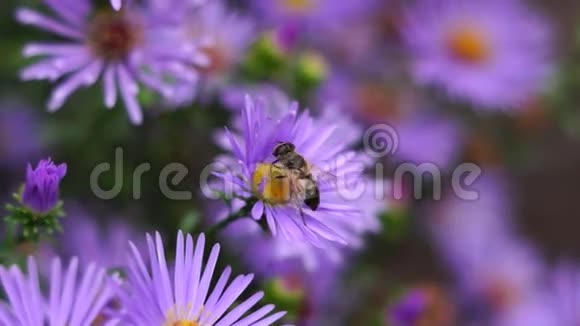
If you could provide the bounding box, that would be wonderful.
[22,158,67,215]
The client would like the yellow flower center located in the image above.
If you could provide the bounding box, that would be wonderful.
[252,163,291,205]
[170,322,198,326]
[282,0,314,12]
[163,304,203,326]
[446,26,490,64]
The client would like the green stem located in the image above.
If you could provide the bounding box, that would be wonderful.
[205,198,258,238]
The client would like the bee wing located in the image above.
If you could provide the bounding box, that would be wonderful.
[309,164,338,188]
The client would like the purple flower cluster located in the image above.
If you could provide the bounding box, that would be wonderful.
[424,171,580,325]
[0,231,286,326]
[2,0,571,324]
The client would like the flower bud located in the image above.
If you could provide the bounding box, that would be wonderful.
[22,158,67,215]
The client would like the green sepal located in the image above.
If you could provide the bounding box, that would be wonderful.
[4,192,66,242]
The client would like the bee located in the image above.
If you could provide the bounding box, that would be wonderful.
[272,142,308,174]
[272,142,334,221]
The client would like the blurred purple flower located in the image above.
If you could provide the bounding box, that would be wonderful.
[319,75,463,168]
[111,0,122,11]
[172,0,255,102]
[548,264,580,324]
[0,256,117,325]
[47,205,146,270]
[394,112,463,167]
[388,285,456,326]
[403,0,553,109]
[215,95,380,248]
[17,0,207,124]
[458,242,543,314]
[429,173,543,314]
[0,104,43,168]
[221,84,291,114]
[389,289,427,326]
[22,158,67,215]
[119,231,286,325]
[252,0,377,34]
[496,263,580,326]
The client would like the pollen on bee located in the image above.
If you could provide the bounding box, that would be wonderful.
[252,163,291,205]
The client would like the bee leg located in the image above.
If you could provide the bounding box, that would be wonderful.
[299,208,307,226]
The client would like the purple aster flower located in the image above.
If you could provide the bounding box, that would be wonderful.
[17,0,207,124]
[403,0,553,109]
[22,158,67,215]
[0,256,117,325]
[119,231,286,325]
[215,94,380,248]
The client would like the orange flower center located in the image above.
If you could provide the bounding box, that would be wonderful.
[282,0,314,12]
[446,26,490,64]
[197,46,229,75]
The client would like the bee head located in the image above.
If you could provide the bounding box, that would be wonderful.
[273,142,295,157]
